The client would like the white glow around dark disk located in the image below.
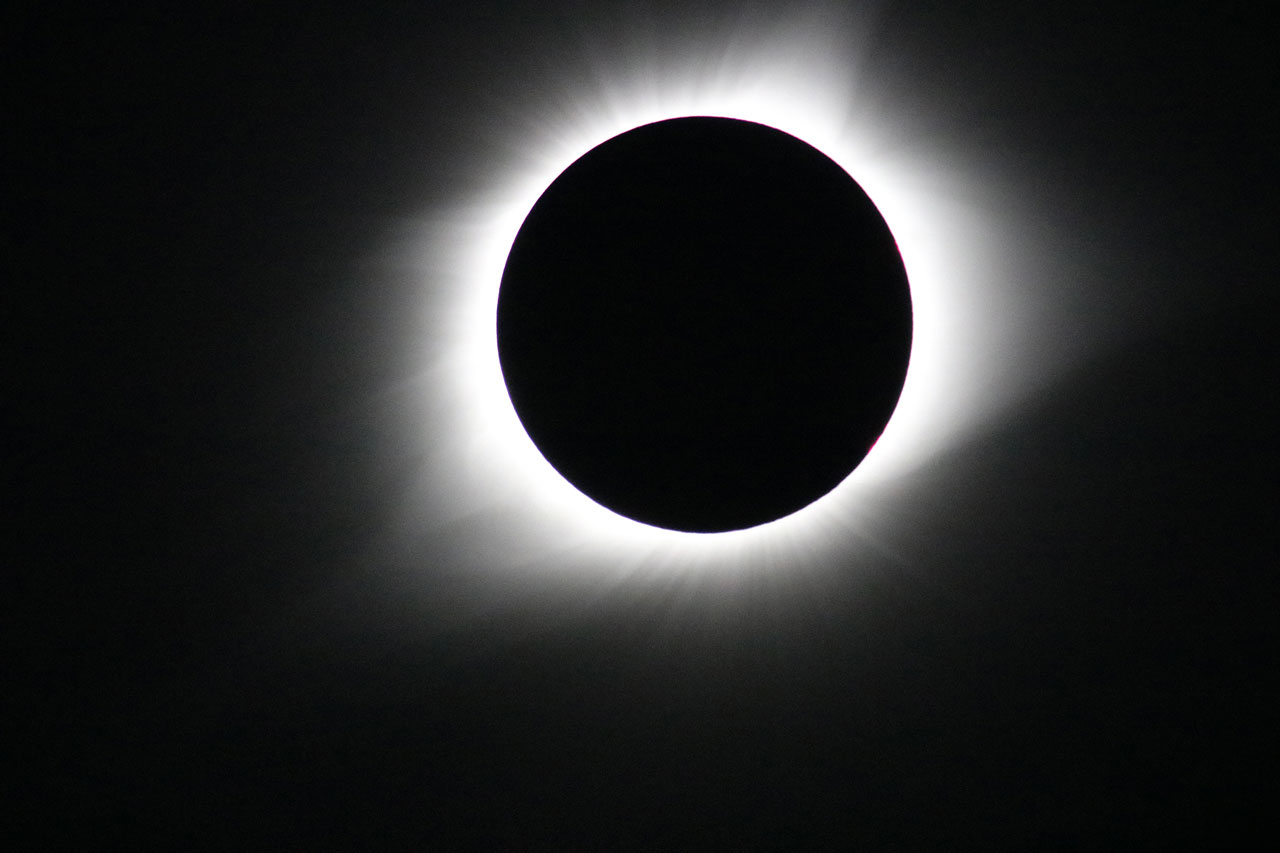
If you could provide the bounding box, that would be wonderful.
[391,9,1089,587]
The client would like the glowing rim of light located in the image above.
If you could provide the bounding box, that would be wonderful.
[408,18,1066,579]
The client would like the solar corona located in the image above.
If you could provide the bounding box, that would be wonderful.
[404,13,1082,583]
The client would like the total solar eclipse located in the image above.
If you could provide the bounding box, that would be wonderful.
[497,117,912,533]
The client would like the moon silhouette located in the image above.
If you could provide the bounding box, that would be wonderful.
[497,117,911,532]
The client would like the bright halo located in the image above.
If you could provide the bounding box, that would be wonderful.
[393,10,1084,585]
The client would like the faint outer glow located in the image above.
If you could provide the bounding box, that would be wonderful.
[391,10,1084,586]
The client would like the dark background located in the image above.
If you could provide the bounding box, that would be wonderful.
[15,2,1275,846]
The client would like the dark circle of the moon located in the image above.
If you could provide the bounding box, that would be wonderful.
[497,117,911,533]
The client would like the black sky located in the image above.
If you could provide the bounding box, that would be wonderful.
[16,3,1276,846]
